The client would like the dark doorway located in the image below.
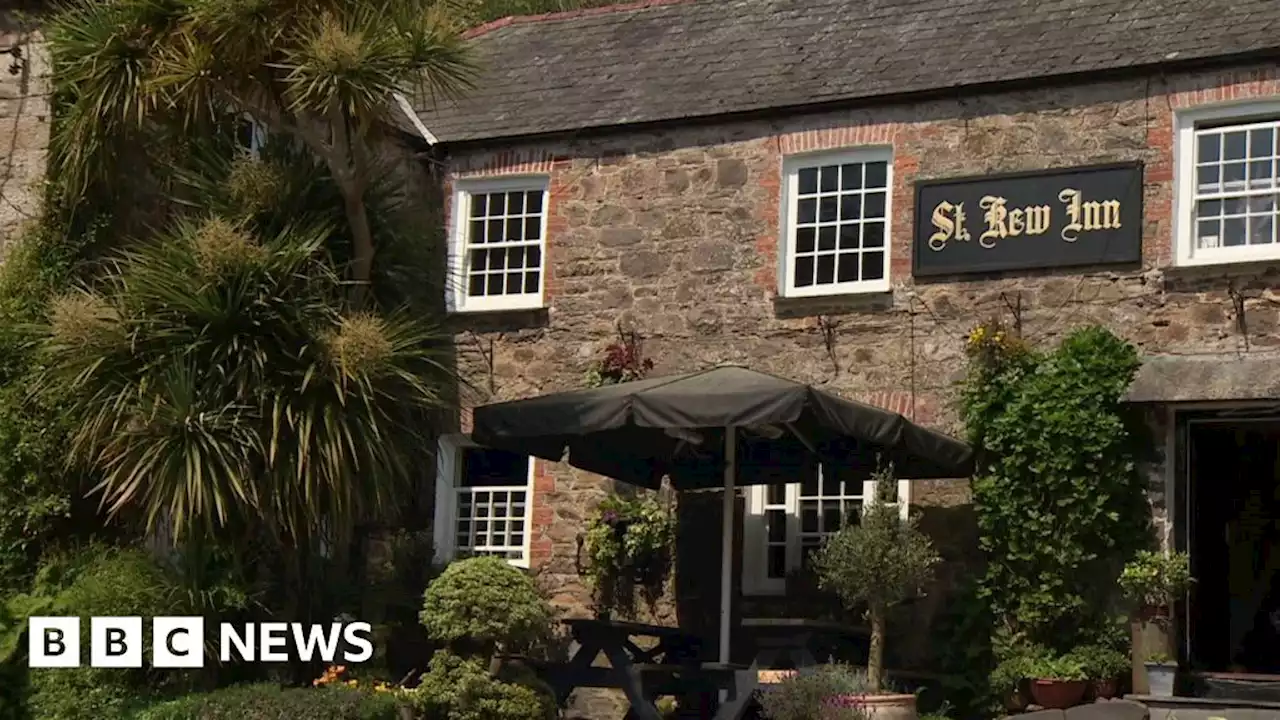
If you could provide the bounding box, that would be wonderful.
[1188,419,1280,674]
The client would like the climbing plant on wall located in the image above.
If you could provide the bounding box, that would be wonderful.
[947,321,1152,715]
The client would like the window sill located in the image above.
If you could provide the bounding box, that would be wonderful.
[445,306,550,332]
[773,290,893,319]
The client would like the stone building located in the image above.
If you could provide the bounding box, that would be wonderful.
[394,0,1280,704]
[0,5,49,258]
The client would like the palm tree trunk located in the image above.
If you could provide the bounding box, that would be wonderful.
[343,189,375,308]
[868,604,886,693]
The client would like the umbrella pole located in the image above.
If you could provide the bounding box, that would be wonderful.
[719,426,736,670]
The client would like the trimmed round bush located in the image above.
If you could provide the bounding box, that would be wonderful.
[419,556,552,654]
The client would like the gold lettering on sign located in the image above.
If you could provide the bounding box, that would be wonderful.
[1059,188,1121,242]
[978,196,1052,248]
[928,201,971,251]
[978,196,1006,249]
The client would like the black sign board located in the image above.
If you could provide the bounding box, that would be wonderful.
[912,162,1143,277]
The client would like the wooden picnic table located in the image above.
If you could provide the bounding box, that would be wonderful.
[505,617,755,720]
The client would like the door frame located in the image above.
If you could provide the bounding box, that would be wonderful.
[1172,401,1280,668]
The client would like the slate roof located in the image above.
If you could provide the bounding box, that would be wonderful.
[411,0,1280,144]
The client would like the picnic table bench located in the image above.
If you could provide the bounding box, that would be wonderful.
[503,618,756,720]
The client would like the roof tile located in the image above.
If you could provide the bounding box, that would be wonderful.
[413,0,1280,143]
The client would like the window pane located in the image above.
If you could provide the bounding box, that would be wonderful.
[822,504,842,533]
[1224,217,1247,246]
[865,161,888,189]
[523,272,540,294]
[526,246,542,269]
[1197,164,1220,193]
[487,219,504,240]
[1249,214,1274,245]
[470,248,488,272]
[766,509,786,542]
[526,191,544,214]
[524,217,541,240]
[863,222,885,248]
[486,273,504,295]
[490,250,507,271]
[796,227,816,254]
[819,197,838,223]
[506,218,524,241]
[816,254,835,285]
[818,226,837,251]
[840,194,861,221]
[839,225,860,249]
[1253,128,1275,158]
[793,256,814,287]
[837,253,860,283]
[470,220,486,244]
[798,167,819,195]
[800,501,819,533]
[864,192,887,218]
[1197,218,1221,248]
[1197,199,1223,219]
[797,198,817,224]
[507,192,525,214]
[1198,133,1221,163]
[1225,131,1248,161]
[1224,162,1247,188]
[470,194,487,217]
[820,165,839,192]
[800,467,819,497]
[506,247,525,269]
[862,251,885,280]
[840,164,862,190]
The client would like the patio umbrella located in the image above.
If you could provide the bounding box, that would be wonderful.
[471,364,974,666]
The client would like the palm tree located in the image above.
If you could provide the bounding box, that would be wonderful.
[46,0,475,308]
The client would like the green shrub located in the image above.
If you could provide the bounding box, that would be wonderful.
[18,545,189,720]
[133,684,401,720]
[419,556,553,655]
[410,651,556,720]
[757,664,871,720]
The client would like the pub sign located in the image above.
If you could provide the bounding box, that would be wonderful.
[913,162,1143,276]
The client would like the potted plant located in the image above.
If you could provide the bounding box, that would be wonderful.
[990,650,1036,713]
[758,663,873,720]
[1143,652,1176,697]
[1120,550,1193,622]
[1026,653,1088,709]
[1074,644,1128,699]
[812,464,940,719]
[581,494,675,611]
[1120,550,1192,696]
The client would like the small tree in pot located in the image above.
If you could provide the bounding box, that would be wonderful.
[813,464,940,702]
[1119,551,1193,697]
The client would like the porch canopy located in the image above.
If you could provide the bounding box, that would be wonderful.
[470,364,974,666]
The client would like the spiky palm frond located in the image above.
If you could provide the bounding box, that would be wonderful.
[35,216,451,547]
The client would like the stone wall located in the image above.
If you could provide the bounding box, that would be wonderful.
[438,62,1280,699]
[0,10,49,259]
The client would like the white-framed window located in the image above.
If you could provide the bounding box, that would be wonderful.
[741,464,909,595]
[1176,99,1280,267]
[433,434,535,568]
[780,148,893,297]
[448,177,549,313]
[235,114,267,158]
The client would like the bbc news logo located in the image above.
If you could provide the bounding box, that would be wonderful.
[27,617,374,668]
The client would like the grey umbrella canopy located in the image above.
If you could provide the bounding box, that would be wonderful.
[471,365,973,671]
[471,365,974,488]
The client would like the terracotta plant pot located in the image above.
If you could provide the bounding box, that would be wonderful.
[1091,677,1118,699]
[824,693,918,720]
[1029,679,1088,709]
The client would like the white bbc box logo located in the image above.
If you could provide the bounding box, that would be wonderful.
[28,617,80,667]
[29,616,204,668]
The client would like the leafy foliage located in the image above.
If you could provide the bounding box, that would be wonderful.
[757,665,872,720]
[949,322,1151,716]
[419,556,554,656]
[582,493,674,611]
[960,324,1150,642]
[133,684,402,720]
[813,467,939,692]
[1119,550,1192,609]
[2,546,191,720]
[583,328,655,387]
[410,651,557,720]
